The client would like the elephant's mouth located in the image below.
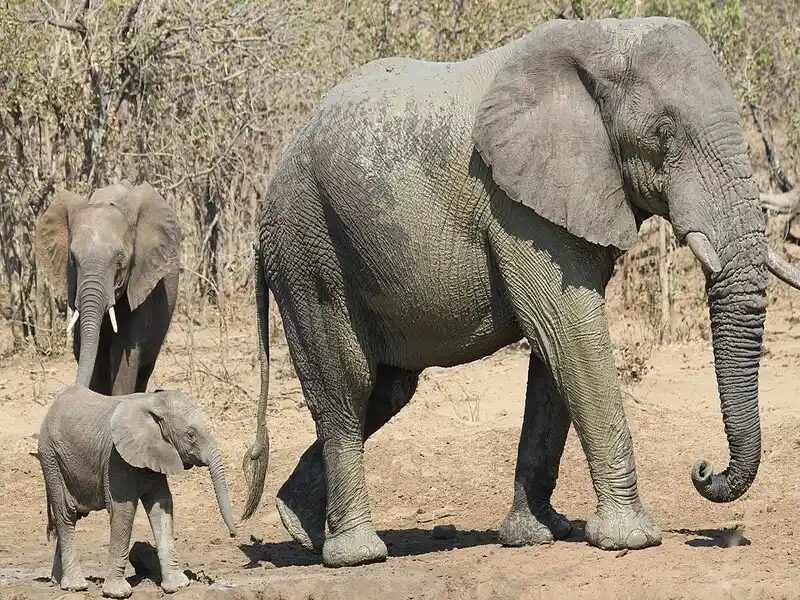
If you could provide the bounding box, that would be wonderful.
[183,461,195,470]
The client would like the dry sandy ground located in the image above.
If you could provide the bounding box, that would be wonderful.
[1,300,800,600]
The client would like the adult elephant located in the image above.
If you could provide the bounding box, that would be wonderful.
[241,17,800,567]
[36,180,182,395]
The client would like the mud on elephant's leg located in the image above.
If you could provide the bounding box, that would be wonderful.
[277,366,419,553]
[499,355,572,546]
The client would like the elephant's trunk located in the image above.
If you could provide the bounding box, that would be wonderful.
[75,280,106,389]
[205,445,237,537]
[690,184,768,502]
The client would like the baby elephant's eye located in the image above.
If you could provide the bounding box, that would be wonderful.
[186,427,197,443]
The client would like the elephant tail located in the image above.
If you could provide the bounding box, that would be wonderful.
[241,242,271,521]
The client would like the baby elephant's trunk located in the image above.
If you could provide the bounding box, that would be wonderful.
[204,445,237,537]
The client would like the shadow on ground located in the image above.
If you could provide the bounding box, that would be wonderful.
[668,528,752,548]
[238,520,591,568]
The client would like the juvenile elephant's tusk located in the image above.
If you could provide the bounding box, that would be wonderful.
[108,306,118,333]
[685,232,722,275]
[66,309,79,334]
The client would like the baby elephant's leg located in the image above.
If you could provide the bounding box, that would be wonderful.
[102,496,138,599]
[40,454,87,591]
[142,479,189,594]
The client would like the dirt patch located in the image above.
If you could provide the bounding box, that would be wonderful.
[2,299,800,599]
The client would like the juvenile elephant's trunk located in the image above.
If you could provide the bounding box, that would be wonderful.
[241,245,270,521]
[205,445,237,537]
[75,282,106,389]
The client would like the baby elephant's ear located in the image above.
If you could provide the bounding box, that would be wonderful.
[111,396,183,475]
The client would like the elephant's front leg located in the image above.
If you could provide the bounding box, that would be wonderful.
[492,231,661,551]
[548,303,661,550]
[141,479,190,594]
[499,355,573,546]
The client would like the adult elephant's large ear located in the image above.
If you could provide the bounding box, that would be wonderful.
[472,20,637,251]
[124,183,182,311]
[111,394,183,475]
[35,189,86,305]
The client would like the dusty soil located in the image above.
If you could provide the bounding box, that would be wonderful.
[2,274,800,599]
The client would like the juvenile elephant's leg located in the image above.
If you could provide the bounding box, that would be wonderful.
[40,457,86,591]
[102,486,138,598]
[141,479,189,594]
[277,366,419,553]
[499,355,572,546]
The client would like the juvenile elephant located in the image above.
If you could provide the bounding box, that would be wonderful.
[241,17,800,567]
[35,180,181,395]
[37,385,236,598]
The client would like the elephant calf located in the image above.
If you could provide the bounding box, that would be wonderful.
[37,385,236,598]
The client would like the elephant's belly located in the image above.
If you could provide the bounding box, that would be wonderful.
[355,243,523,370]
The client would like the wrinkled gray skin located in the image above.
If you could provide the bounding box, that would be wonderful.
[37,385,236,598]
[241,17,800,568]
[35,180,181,395]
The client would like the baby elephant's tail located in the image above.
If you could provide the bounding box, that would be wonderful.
[45,492,56,542]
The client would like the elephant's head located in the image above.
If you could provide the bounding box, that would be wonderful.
[473,16,800,503]
[35,181,181,388]
[110,389,237,537]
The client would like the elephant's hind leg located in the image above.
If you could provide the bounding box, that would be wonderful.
[499,355,572,546]
[274,270,389,568]
[277,366,420,553]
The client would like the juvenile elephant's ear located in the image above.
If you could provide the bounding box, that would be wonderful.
[35,189,86,302]
[111,394,183,475]
[124,183,182,311]
[472,20,637,251]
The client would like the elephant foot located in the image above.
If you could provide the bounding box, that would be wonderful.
[322,522,387,568]
[102,577,132,599]
[59,571,89,592]
[584,504,662,550]
[499,504,572,546]
[276,442,327,553]
[160,571,190,594]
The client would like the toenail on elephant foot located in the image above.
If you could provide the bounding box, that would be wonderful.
[499,506,572,546]
[322,523,387,568]
[584,507,662,550]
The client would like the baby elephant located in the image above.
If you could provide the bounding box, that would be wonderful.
[37,385,237,598]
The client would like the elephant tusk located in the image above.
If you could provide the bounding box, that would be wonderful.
[108,306,118,333]
[66,309,79,334]
[767,247,800,289]
[685,232,722,276]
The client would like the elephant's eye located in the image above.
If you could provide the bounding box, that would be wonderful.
[186,427,197,443]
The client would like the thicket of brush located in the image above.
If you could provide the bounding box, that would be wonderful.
[0,0,796,360]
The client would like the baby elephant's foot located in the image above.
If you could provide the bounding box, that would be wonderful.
[102,577,132,599]
[585,504,662,550]
[161,571,190,594]
[499,504,573,546]
[322,522,387,568]
[59,571,89,592]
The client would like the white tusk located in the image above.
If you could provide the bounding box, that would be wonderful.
[66,309,79,334]
[685,231,722,275]
[108,306,118,333]
[767,247,800,289]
